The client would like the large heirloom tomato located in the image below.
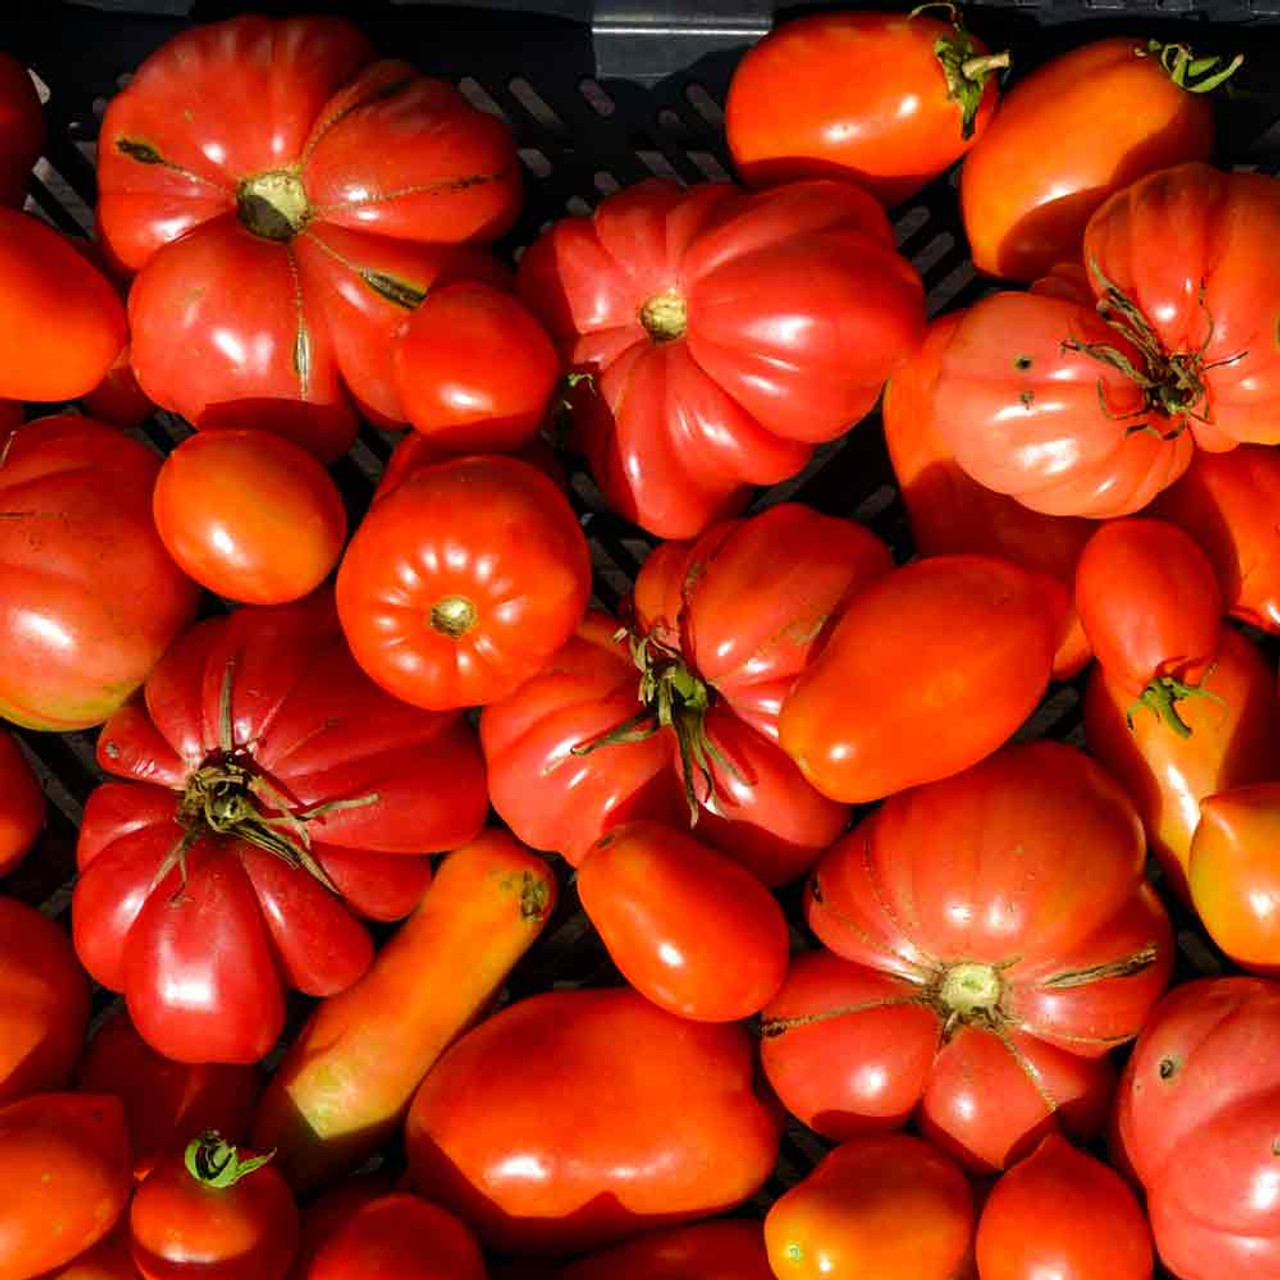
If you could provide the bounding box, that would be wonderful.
[72,592,488,1064]
[0,51,43,208]
[761,742,1173,1172]
[97,14,519,459]
[518,178,925,537]
[0,415,198,731]
[0,730,44,876]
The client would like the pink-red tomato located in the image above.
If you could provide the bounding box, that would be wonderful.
[0,730,43,876]
[0,52,43,208]
[558,1220,773,1280]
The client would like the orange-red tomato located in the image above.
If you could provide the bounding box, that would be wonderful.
[152,429,347,605]
[764,1133,974,1279]
[0,52,43,208]
[558,1220,773,1279]
[0,730,43,876]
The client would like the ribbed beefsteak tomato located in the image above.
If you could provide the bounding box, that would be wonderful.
[72,591,488,1064]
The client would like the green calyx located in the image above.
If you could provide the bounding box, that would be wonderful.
[1137,40,1244,95]
[1126,669,1226,739]
[913,2,1010,139]
[185,1132,275,1189]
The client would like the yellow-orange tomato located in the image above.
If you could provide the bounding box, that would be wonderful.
[153,429,347,605]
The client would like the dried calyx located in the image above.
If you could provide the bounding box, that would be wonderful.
[913,2,1011,139]
[237,169,310,241]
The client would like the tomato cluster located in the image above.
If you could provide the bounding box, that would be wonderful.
[0,8,1276,1279]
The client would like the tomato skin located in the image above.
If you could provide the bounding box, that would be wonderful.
[83,344,153,429]
[0,1093,133,1279]
[779,555,1066,804]
[578,821,790,1022]
[764,1134,974,1280]
[45,1229,142,1279]
[975,1134,1153,1280]
[374,429,565,506]
[0,52,43,208]
[153,429,347,605]
[558,1220,772,1280]
[405,988,781,1254]
[0,730,44,876]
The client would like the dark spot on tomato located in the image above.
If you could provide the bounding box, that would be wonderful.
[1020,389,1035,409]
[1014,354,1033,371]
[808,874,824,904]
[1158,1055,1180,1080]
[103,740,120,759]
[1273,1137,1280,1156]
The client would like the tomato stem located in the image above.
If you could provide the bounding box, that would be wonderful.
[917,3,1010,140]
[1126,669,1226,739]
[1137,40,1244,94]
[184,1132,275,1189]
[639,291,688,343]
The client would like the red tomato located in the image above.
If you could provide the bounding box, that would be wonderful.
[82,343,153,429]
[97,15,519,459]
[519,178,924,537]
[762,741,1172,1171]
[578,821,790,1021]
[558,1220,772,1280]
[405,988,780,1253]
[73,591,487,1064]
[130,1134,299,1280]
[1115,977,1280,1279]
[0,897,89,1106]
[727,9,1004,204]
[337,454,590,710]
[975,1134,1153,1280]
[0,415,199,730]
[1074,518,1222,735]
[1084,624,1280,902]
[76,1009,262,1180]
[780,555,1066,804]
[393,281,561,452]
[0,730,43,876]
[764,1133,974,1280]
[0,52,43,208]
[45,1229,142,1279]
[152,429,347,605]
[0,1093,132,1279]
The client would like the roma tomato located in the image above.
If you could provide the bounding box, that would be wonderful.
[519,178,924,537]
[152,429,347,605]
[1074,518,1222,736]
[129,1134,299,1280]
[975,1134,1153,1280]
[578,821,790,1021]
[1085,624,1280,902]
[0,52,43,207]
[0,415,199,731]
[558,1220,772,1280]
[763,741,1172,1171]
[779,555,1067,804]
[98,15,519,458]
[1115,977,1280,1279]
[338,454,590,710]
[0,730,43,876]
[405,988,780,1253]
[0,897,89,1106]
[726,9,1004,204]
[764,1134,973,1280]
[73,592,487,1064]
[393,281,561,452]
[0,1093,132,1280]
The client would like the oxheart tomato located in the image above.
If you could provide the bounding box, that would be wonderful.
[558,1220,772,1280]
[0,415,199,731]
[725,9,1004,203]
[404,988,780,1253]
[764,1134,973,1280]
[338,454,591,710]
[1115,977,1280,1279]
[73,591,488,1064]
[0,730,44,876]
[97,14,519,459]
[518,178,924,538]
[0,51,43,207]
[779,555,1067,804]
[762,741,1173,1171]
[482,502,890,882]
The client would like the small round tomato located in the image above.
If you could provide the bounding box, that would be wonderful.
[975,1134,1153,1280]
[337,454,591,710]
[152,429,347,605]
[765,1133,973,1280]
[393,281,561,453]
[130,1134,299,1280]
[578,821,790,1022]
[0,52,42,208]
[0,730,43,876]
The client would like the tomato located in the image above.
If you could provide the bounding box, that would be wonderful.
[45,1229,142,1279]
[152,429,347,605]
[1074,518,1222,736]
[1084,624,1280,902]
[483,503,890,882]
[73,591,487,1064]
[762,741,1172,1171]
[76,1010,262,1181]
[726,9,1003,204]
[780,555,1066,804]
[578,821,789,1021]
[337,454,590,710]
[82,344,153,429]
[1154,444,1280,633]
[518,178,924,538]
[130,1134,299,1280]
[1115,977,1280,1279]
[405,988,780,1253]
[393,281,561,452]
[558,1220,772,1280]
[97,15,519,459]
[975,1134,1153,1280]
[0,730,43,876]
[0,1093,132,1279]
[882,309,1094,678]
[0,51,43,207]
[764,1133,973,1280]
[0,897,89,1106]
